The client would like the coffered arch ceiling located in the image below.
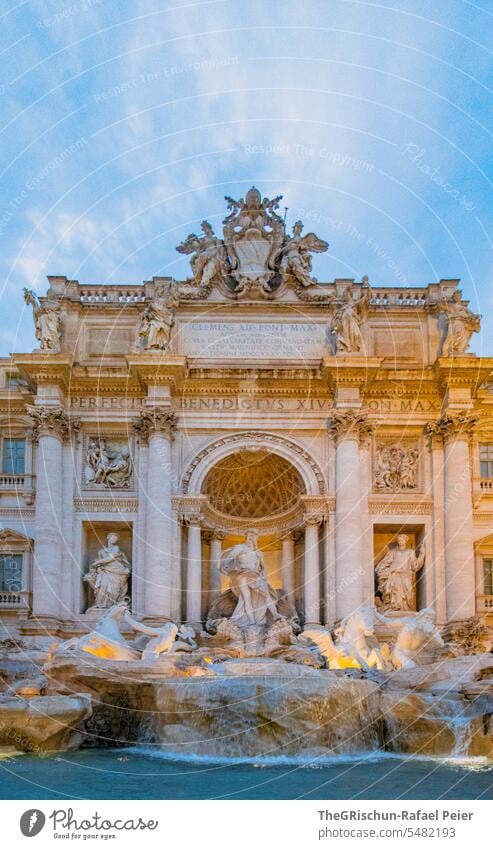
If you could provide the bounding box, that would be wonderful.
[202,449,305,520]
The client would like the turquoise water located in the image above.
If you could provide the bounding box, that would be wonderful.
[0,750,492,800]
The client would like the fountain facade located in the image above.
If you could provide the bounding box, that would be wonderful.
[0,188,492,763]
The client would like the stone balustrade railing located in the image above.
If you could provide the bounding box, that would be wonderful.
[369,289,428,307]
[0,473,34,490]
[79,286,146,304]
[0,591,27,608]
[479,479,493,491]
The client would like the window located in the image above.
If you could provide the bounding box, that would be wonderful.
[0,554,22,592]
[484,559,493,596]
[2,438,25,474]
[480,444,493,479]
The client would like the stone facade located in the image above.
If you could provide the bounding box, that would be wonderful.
[1,188,492,640]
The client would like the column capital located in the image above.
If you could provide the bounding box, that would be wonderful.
[133,407,177,442]
[182,512,204,528]
[327,408,373,445]
[26,404,78,442]
[424,411,478,446]
[304,513,325,527]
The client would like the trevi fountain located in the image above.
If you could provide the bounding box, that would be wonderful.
[0,189,492,798]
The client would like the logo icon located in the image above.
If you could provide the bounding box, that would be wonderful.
[19,809,46,837]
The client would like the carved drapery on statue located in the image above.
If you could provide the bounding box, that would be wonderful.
[218,529,281,627]
[136,281,178,351]
[84,533,131,610]
[375,533,425,612]
[330,284,370,353]
[23,288,62,352]
[437,290,480,356]
[176,186,328,297]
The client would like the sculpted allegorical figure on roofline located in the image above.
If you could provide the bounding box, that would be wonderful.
[438,289,480,356]
[23,287,62,352]
[278,220,329,288]
[137,281,178,351]
[330,284,370,353]
[176,220,230,287]
[375,533,425,612]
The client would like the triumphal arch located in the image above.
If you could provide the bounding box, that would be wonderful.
[1,186,493,643]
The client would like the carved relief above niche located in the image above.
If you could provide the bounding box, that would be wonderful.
[83,435,134,490]
[373,440,420,492]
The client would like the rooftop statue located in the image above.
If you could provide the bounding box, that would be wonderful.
[176,186,328,296]
[330,284,370,353]
[137,280,178,351]
[176,220,230,287]
[438,289,480,356]
[23,287,62,352]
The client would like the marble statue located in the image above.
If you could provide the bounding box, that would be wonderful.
[375,608,444,669]
[137,282,178,350]
[219,529,282,627]
[374,443,419,491]
[301,606,388,671]
[23,288,62,352]
[123,612,196,661]
[84,533,131,609]
[438,290,480,356]
[176,220,230,286]
[54,602,140,661]
[375,534,425,612]
[86,439,132,488]
[278,220,328,287]
[330,284,370,353]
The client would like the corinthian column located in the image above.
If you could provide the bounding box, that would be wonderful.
[185,516,203,626]
[28,406,72,621]
[304,517,321,625]
[134,408,176,620]
[280,531,295,603]
[328,410,372,621]
[209,530,225,604]
[428,413,477,622]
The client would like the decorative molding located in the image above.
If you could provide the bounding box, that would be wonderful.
[181,431,327,495]
[0,508,35,520]
[327,409,373,445]
[132,408,177,442]
[26,405,79,442]
[368,497,432,515]
[73,497,138,513]
[425,411,479,446]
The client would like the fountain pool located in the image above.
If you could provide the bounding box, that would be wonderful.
[0,749,491,800]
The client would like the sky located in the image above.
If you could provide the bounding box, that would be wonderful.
[0,0,492,355]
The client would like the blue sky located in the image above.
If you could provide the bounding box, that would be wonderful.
[0,0,492,355]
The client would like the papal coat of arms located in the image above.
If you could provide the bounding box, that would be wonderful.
[176,186,328,297]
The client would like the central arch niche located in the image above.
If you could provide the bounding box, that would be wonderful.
[202,449,305,520]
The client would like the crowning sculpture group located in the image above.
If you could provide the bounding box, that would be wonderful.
[24,187,480,358]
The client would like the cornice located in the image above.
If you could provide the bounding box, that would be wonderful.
[13,354,74,391]
[126,355,187,390]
